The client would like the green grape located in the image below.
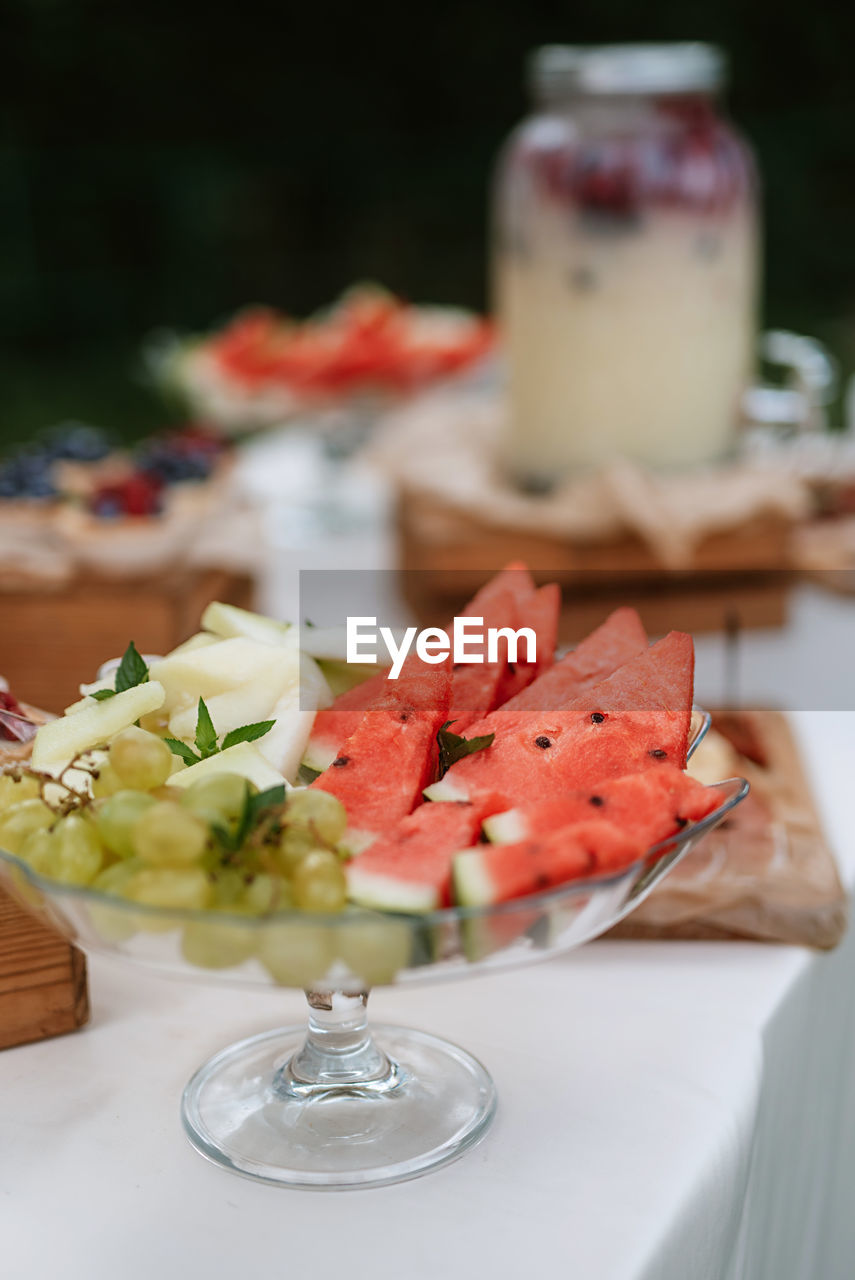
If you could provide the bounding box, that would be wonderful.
[241,873,290,915]
[91,763,125,799]
[275,827,321,877]
[333,917,412,987]
[283,789,347,844]
[0,799,55,855]
[123,867,213,910]
[95,790,157,859]
[210,868,247,909]
[93,858,145,895]
[137,709,169,736]
[291,850,347,913]
[132,802,208,867]
[50,814,104,885]
[181,920,254,969]
[259,920,332,987]
[0,773,41,812]
[108,726,173,791]
[179,773,251,829]
[18,827,56,876]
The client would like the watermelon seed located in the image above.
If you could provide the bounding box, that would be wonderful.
[590,712,606,724]
[332,755,351,768]
[534,735,552,749]
[589,795,604,807]
[674,815,689,829]
[649,748,667,759]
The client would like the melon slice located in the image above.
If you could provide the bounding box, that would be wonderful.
[310,665,451,853]
[166,741,287,792]
[426,631,694,807]
[150,637,300,717]
[164,632,223,658]
[316,659,381,699]
[201,600,291,646]
[453,820,643,907]
[31,681,166,770]
[346,796,501,912]
[484,765,720,848]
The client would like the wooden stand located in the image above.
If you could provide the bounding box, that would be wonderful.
[1,567,256,714]
[0,889,89,1051]
[397,492,794,640]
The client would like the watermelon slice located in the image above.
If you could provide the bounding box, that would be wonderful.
[484,764,720,848]
[346,796,501,912]
[493,582,561,705]
[310,665,451,852]
[302,562,548,770]
[302,665,393,773]
[426,631,695,808]
[499,606,647,715]
[453,820,644,907]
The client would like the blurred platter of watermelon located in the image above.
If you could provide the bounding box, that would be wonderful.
[158,285,496,435]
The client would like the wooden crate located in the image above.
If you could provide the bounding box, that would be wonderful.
[1,567,255,714]
[0,888,89,1051]
[397,491,794,641]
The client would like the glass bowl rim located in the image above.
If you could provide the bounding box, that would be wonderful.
[0,702,747,931]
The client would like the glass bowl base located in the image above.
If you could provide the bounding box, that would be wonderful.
[181,1022,497,1189]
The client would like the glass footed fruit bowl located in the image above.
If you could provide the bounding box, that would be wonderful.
[0,710,747,1190]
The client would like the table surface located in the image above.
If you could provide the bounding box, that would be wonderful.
[3,449,855,1280]
[2,715,853,1280]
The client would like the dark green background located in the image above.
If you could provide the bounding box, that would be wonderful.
[3,0,855,445]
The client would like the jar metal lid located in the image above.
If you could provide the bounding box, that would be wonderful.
[531,43,727,100]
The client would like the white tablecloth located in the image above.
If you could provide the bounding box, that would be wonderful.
[3,442,855,1278]
[1,710,853,1280]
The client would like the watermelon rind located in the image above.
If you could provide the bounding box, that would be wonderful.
[302,735,341,775]
[423,774,470,803]
[346,864,441,913]
[482,809,526,845]
[451,851,496,908]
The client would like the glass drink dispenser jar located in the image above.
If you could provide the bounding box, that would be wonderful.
[493,44,759,486]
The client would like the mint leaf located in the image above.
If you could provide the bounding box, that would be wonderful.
[90,689,117,701]
[247,784,287,821]
[221,720,275,751]
[437,721,495,777]
[164,738,201,766]
[114,642,150,694]
[194,698,218,758]
[209,819,240,854]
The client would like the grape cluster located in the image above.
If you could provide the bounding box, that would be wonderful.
[0,727,349,923]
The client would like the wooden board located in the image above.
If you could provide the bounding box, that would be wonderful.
[0,888,89,1051]
[609,710,847,949]
[0,567,255,714]
[397,491,793,640]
